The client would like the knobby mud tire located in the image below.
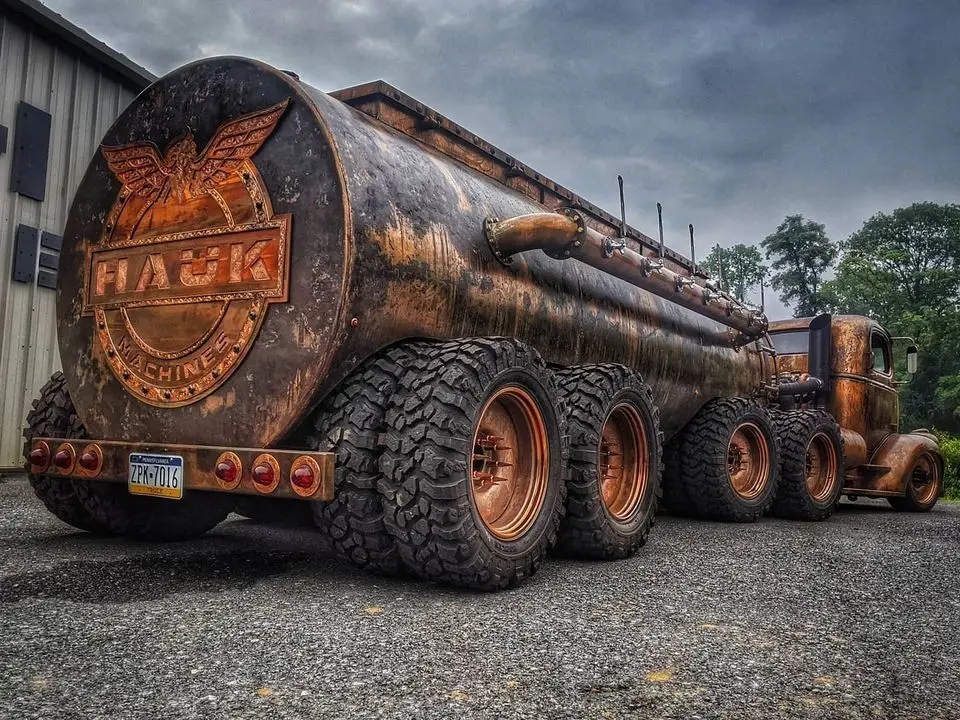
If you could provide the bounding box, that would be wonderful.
[673,397,780,522]
[662,440,697,518]
[308,342,432,576]
[378,338,567,591]
[553,365,662,559]
[22,372,112,535]
[769,410,845,521]
[76,482,230,541]
[233,497,315,526]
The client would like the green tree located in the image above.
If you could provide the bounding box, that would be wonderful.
[701,244,767,302]
[762,215,837,317]
[821,202,960,431]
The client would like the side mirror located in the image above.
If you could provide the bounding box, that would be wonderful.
[906,346,918,375]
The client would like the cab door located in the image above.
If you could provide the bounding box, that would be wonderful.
[864,330,899,450]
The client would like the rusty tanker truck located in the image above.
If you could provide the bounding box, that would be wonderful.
[23,57,944,590]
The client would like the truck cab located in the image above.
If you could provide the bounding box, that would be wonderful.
[768,315,942,510]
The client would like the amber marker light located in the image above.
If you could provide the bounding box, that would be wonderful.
[251,454,280,493]
[214,451,242,490]
[290,456,322,497]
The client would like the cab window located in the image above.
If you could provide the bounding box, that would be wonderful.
[871,332,891,374]
[770,330,808,355]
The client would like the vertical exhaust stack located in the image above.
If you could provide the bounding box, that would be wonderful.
[808,314,832,407]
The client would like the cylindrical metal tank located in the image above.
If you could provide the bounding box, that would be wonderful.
[57,56,771,450]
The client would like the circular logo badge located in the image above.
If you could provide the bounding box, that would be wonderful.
[82,100,292,407]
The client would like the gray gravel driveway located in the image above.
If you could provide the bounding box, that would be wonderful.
[1,477,958,719]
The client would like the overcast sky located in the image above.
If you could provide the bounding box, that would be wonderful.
[43,0,960,319]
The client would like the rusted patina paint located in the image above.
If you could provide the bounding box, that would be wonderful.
[27,436,334,500]
[59,57,769,450]
[770,315,935,498]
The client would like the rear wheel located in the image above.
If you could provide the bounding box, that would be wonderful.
[307,342,431,576]
[672,398,779,522]
[553,365,661,559]
[770,410,845,521]
[888,451,942,512]
[662,440,697,517]
[77,482,230,541]
[379,338,567,590]
[233,497,314,526]
[22,373,112,535]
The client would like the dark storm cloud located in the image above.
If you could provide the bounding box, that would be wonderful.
[43,0,960,316]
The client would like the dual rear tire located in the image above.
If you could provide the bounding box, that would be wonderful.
[313,340,662,589]
[664,398,780,522]
[662,400,847,523]
[24,373,228,541]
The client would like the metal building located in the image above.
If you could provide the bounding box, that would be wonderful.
[0,0,154,469]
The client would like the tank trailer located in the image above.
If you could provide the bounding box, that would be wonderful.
[23,57,943,590]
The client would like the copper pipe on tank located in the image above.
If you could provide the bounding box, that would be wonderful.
[484,210,768,341]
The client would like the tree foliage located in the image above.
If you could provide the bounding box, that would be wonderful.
[762,215,838,318]
[701,244,767,302]
[821,202,960,431]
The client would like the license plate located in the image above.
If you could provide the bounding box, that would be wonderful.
[128,453,184,500]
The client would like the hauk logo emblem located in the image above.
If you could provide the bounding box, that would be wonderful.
[83,100,292,407]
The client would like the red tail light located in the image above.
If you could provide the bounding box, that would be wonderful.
[52,444,76,472]
[289,456,321,497]
[251,454,280,493]
[214,452,242,490]
[216,461,238,483]
[252,464,274,486]
[76,444,104,476]
[79,451,98,470]
[28,442,50,469]
[291,464,314,488]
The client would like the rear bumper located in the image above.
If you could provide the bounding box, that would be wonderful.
[26,437,334,501]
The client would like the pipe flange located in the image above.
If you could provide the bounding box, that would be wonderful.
[483,216,514,265]
[544,208,586,260]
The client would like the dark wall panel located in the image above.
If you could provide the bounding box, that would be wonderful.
[9,102,52,201]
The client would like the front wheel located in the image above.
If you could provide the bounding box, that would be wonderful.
[379,338,567,590]
[888,451,942,512]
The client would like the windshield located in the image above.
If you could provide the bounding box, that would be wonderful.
[770,330,809,355]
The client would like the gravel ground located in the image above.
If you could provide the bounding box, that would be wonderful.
[1,477,959,720]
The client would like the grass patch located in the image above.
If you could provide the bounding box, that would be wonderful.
[934,433,960,500]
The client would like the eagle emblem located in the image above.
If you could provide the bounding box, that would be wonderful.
[100,99,289,205]
[88,98,293,408]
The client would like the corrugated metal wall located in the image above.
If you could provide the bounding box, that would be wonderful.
[0,11,138,468]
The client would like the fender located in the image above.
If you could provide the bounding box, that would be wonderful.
[844,432,943,496]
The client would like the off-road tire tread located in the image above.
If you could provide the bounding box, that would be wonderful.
[378,337,567,590]
[308,342,432,575]
[553,364,662,559]
[22,372,111,534]
[662,440,697,517]
[673,397,780,522]
[75,480,229,541]
[769,409,845,521]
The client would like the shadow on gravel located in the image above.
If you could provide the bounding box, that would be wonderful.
[0,550,315,604]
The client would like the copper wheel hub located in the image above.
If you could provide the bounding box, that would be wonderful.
[805,432,839,502]
[598,403,649,522]
[470,386,549,541]
[727,422,770,501]
[911,452,940,505]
